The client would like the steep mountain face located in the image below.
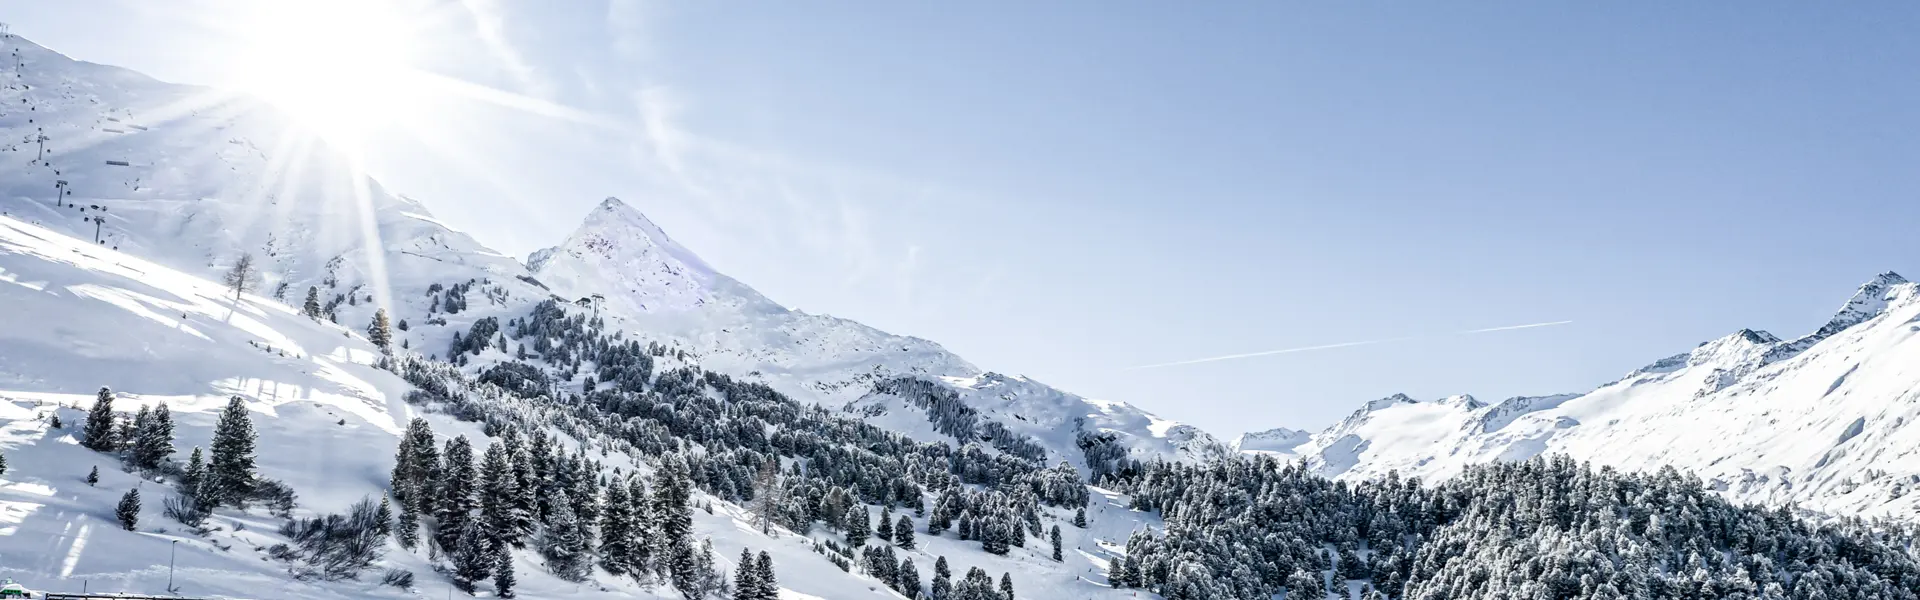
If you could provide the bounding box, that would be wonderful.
[529,197,1222,468]
[1259,273,1920,516]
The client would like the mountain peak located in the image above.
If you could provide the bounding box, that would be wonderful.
[1364,393,1419,411]
[524,196,741,314]
[1811,271,1912,338]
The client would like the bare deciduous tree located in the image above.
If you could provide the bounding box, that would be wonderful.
[224,253,258,301]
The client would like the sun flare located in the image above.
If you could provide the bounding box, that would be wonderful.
[230,0,429,148]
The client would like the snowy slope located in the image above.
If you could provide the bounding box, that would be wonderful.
[0,29,1207,474]
[1263,272,1920,517]
[2,213,1106,599]
[0,33,1169,599]
[530,198,1221,468]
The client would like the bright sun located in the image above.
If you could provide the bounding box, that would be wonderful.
[231,0,429,148]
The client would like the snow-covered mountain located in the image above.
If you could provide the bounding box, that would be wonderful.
[0,31,1210,473]
[527,197,1224,468]
[0,33,1164,599]
[1257,272,1920,517]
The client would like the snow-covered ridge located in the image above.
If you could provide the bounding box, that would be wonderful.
[0,27,1207,475]
[1252,272,1920,517]
[528,199,1210,468]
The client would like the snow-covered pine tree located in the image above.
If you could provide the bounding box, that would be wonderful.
[434,435,478,553]
[845,505,870,547]
[367,308,392,352]
[897,558,920,599]
[668,537,723,599]
[206,396,257,506]
[539,488,591,582]
[753,551,777,600]
[302,286,321,319]
[653,459,693,550]
[180,447,203,492]
[877,506,894,543]
[114,413,137,455]
[1050,524,1062,561]
[131,401,174,469]
[86,465,99,486]
[999,572,1014,600]
[450,521,492,593]
[896,514,916,549]
[116,487,140,530]
[493,547,516,598]
[627,476,654,576]
[952,567,995,600]
[82,387,116,451]
[931,556,952,600]
[396,504,420,550]
[599,478,637,575]
[131,405,150,458]
[733,548,759,600]
[479,440,523,551]
[374,495,393,538]
[1072,507,1086,528]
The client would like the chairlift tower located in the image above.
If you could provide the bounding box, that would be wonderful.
[53,179,67,207]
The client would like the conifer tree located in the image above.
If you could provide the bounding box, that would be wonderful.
[367,308,393,351]
[599,479,637,575]
[999,572,1014,600]
[1073,507,1086,528]
[450,521,492,593]
[897,558,920,599]
[116,487,140,530]
[896,514,916,549]
[1050,524,1062,561]
[845,506,870,547]
[932,557,952,600]
[180,447,203,492]
[669,537,722,599]
[627,476,654,575]
[877,506,894,543]
[86,465,99,486]
[303,286,322,319]
[207,396,257,506]
[374,495,393,538]
[952,568,995,600]
[508,434,539,541]
[114,413,137,455]
[480,440,523,551]
[82,387,116,451]
[49,413,61,429]
[653,461,693,549]
[753,551,777,600]
[396,504,420,550]
[493,548,516,598]
[539,488,591,582]
[435,435,478,553]
[132,401,174,469]
[733,548,760,600]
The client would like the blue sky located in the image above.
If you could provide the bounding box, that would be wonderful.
[6,1,1918,438]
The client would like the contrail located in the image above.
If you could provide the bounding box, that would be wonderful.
[1122,338,1412,370]
[1462,320,1575,334]
[1125,320,1573,370]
